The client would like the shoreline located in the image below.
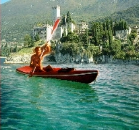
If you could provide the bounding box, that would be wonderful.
[4,62,28,64]
[3,54,139,65]
[3,60,139,65]
[0,57,7,58]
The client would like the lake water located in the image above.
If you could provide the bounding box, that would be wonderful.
[0,60,139,129]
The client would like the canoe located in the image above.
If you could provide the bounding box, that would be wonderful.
[16,66,99,84]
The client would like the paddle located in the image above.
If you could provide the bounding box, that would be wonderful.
[29,18,60,77]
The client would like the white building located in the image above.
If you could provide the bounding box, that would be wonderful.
[77,22,88,34]
[33,6,61,41]
[115,27,131,40]
[33,5,76,41]
[33,24,53,41]
[70,23,76,32]
[52,5,60,23]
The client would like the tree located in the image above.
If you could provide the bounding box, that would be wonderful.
[66,11,72,24]
[34,34,40,42]
[108,28,113,47]
[14,44,18,52]
[1,44,10,56]
[66,11,72,32]
[60,15,66,26]
[102,41,110,55]
[114,19,128,31]
[60,32,79,43]
[110,40,121,55]
[128,32,137,45]
[24,34,34,47]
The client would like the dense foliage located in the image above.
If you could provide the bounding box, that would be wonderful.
[58,18,138,61]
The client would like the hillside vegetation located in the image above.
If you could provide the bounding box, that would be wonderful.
[96,5,139,26]
[1,0,139,42]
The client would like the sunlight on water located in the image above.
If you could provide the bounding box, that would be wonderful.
[1,63,139,129]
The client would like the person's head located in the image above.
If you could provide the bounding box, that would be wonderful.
[34,47,41,55]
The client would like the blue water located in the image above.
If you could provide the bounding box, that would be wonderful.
[0,61,139,129]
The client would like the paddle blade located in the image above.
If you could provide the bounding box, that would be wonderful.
[51,18,61,35]
[47,18,61,42]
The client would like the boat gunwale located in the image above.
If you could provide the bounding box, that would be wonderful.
[16,70,98,77]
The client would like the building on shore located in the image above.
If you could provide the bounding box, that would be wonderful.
[115,27,131,40]
[77,21,88,34]
[52,5,60,23]
[33,24,53,41]
[32,5,78,41]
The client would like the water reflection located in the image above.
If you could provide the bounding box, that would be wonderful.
[27,78,44,110]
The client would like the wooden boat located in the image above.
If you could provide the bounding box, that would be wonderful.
[16,66,99,84]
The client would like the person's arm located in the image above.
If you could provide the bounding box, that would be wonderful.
[30,55,34,67]
[41,42,51,56]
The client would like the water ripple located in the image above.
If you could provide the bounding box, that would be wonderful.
[1,63,139,129]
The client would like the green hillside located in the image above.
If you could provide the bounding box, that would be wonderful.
[95,5,139,26]
[1,0,139,42]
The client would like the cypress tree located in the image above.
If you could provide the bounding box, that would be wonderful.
[108,28,113,48]
[66,11,72,32]
[66,11,72,23]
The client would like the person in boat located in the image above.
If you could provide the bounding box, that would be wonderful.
[30,42,53,73]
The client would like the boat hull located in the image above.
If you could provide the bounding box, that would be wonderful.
[16,66,99,84]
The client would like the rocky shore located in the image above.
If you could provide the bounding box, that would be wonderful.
[5,54,32,64]
[4,53,139,65]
